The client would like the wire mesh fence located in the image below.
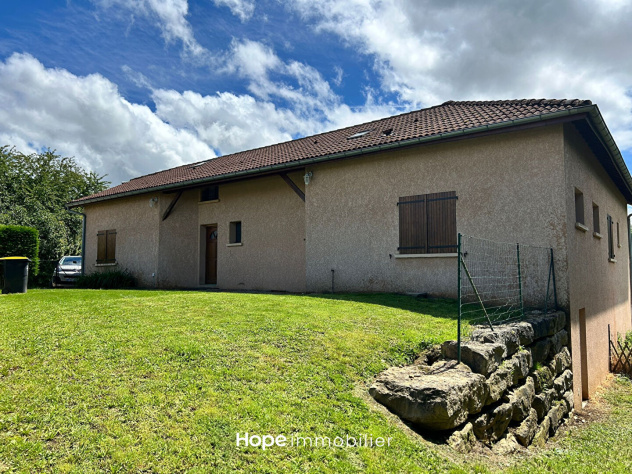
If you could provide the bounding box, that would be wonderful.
[457,233,557,360]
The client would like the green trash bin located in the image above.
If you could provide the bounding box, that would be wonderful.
[0,257,30,294]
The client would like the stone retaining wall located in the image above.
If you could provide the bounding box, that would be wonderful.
[369,311,572,453]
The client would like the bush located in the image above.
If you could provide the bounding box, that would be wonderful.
[0,225,40,275]
[76,270,136,289]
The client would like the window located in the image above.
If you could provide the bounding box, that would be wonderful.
[97,229,116,263]
[575,188,584,225]
[398,191,457,254]
[200,185,219,202]
[229,221,242,244]
[607,215,615,260]
[592,203,600,234]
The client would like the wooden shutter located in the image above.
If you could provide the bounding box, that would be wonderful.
[97,231,106,263]
[607,215,614,259]
[398,195,427,254]
[106,230,117,262]
[426,191,457,254]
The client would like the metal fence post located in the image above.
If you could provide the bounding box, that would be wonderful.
[457,233,462,364]
[517,243,524,318]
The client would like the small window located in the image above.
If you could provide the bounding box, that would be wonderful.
[97,229,116,264]
[347,130,371,139]
[201,185,219,202]
[607,215,615,260]
[575,189,584,225]
[229,221,242,244]
[398,191,457,254]
[592,203,600,234]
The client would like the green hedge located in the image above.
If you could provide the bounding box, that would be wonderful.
[76,270,136,289]
[0,225,40,275]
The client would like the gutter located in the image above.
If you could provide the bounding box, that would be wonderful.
[68,104,632,207]
[65,207,86,276]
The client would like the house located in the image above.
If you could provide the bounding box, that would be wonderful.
[69,99,632,409]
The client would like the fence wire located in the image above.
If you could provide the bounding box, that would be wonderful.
[458,234,557,334]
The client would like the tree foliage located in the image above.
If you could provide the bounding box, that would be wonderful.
[0,146,109,286]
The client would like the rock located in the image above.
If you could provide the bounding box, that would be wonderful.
[562,390,574,411]
[511,321,535,346]
[486,360,518,404]
[514,408,538,447]
[442,340,505,376]
[531,416,551,447]
[508,376,536,421]
[472,402,513,442]
[492,433,520,455]
[531,366,554,393]
[532,389,556,420]
[469,325,521,358]
[530,338,552,365]
[549,330,569,358]
[447,422,476,453]
[529,315,559,340]
[548,403,567,436]
[553,369,573,396]
[548,346,571,375]
[369,363,488,430]
[510,350,533,383]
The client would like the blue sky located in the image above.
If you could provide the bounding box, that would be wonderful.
[0,0,631,185]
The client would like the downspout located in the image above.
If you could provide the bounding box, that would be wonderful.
[628,213,632,306]
[65,207,86,277]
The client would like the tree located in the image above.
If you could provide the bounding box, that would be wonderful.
[0,146,109,286]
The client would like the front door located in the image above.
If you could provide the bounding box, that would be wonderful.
[205,225,218,284]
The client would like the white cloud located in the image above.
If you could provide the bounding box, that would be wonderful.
[283,0,632,151]
[212,0,255,22]
[96,0,207,57]
[0,53,214,184]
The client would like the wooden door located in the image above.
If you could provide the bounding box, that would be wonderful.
[205,225,218,284]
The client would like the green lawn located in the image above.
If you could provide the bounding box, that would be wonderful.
[1,290,631,473]
[0,290,463,473]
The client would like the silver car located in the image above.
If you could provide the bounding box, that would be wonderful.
[52,256,82,287]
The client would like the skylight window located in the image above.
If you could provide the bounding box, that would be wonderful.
[347,130,372,139]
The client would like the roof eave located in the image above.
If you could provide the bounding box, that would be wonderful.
[68,105,632,207]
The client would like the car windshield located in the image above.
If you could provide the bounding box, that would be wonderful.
[61,257,81,266]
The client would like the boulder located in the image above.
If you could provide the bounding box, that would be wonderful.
[549,330,569,357]
[531,416,551,447]
[486,360,518,404]
[532,389,556,420]
[442,340,505,376]
[529,314,559,340]
[548,403,567,436]
[511,321,535,346]
[530,338,552,365]
[532,366,554,393]
[514,408,538,447]
[507,376,536,421]
[469,325,521,358]
[472,402,513,442]
[510,350,533,383]
[548,346,572,375]
[492,433,520,455]
[562,390,574,412]
[447,422,477,453]
[369,363,488,430]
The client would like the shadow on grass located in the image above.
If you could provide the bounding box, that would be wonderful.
[307,292,482,325]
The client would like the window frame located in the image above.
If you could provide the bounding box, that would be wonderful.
[607,215,615,261]
[229,221,242,244]
[574,188,585,226]
[200,185,219,202]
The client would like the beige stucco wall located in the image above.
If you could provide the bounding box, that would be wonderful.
[197,173,306,292]
[84,192,161,287]
[564,124,632,407]
[305,125,569,300]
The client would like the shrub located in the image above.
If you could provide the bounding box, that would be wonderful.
[76,270,136,289]
[0,225,40,277]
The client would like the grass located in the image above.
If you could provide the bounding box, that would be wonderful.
[2,290,632,473]
[0,290,463,473]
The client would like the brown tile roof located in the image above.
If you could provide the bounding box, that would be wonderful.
[70,99,595,205]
